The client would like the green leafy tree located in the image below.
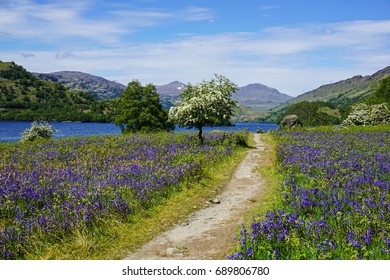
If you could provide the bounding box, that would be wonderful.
[169,74,238,144]
[365,76,390,105]
[114,80,173,133]
[370,103,390,125]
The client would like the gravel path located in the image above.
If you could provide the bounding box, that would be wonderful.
[124,134,265,260]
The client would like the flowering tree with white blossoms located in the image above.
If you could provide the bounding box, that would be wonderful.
[342,103,372,126]
[169,74,238,144]
[20,121,59,142]
[342,103,390,126]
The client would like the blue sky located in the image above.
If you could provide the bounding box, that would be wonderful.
[1,0,389,96]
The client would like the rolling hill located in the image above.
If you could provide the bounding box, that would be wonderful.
[0,61,112,122]
[33,71,126,100]
[156,81,187,97]
[155,81,292,113]
[264,66,390,123]
[233,83,292,112]
[270,66,390,114]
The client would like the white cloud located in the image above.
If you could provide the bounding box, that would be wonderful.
[0,0,215,44]
[55,52,75,60]
[2,18,389,96]
[0,0,122,43]
[181,6,214,21]
[21,53,35,58]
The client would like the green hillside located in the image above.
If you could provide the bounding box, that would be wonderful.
[365,75,390,106]
[232,105,267,122]
[0,61,112,122]
[266,66,390,122]
[276,101,341,126]
[266,75,390,126]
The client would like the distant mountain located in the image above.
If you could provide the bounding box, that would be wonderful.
[2,61,294,123]
[270,66,390,115]
[156,81,186,97]
[155,81,186,109]
[33,72,180,109]
[34,71,126,100]
[31,68,296,121]
[155,81,292,112]
[234,83,293,112]
[0,61,111,122]
[33,69,292,113]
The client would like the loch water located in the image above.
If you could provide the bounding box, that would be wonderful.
[0,121,278,143]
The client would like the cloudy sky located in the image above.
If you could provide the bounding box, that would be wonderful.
[1,0,389,96]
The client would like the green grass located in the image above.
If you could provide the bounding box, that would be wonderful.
[298,124,390,132]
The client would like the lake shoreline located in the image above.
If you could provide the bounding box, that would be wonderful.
[0,121,278,143]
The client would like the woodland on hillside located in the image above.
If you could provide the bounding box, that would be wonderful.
[0,61,112,122]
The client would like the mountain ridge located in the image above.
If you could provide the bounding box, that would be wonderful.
[156,81,187,97]
[23,63,390,123]
[33,71,126,100]
[264,66,390,123]
[156,81,293,112]
[0,61,112,122]
[33,70,292,114]
[234,83,292,112]
[270,66,390,114]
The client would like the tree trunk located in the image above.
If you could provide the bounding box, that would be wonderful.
[197,125,204,145]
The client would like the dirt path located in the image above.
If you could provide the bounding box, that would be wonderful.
[124,134,265,260]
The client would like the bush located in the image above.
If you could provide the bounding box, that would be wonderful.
[342,103,390,126]
[370,104,390,125]
[20,121,59,141]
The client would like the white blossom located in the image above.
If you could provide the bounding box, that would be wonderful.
[342,103,390,126]
[169,74,237,143]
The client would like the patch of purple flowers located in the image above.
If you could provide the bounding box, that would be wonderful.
[230,131,390,260]
[0,131,247,259]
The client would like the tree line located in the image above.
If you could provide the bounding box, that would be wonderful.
[0,62,112,122]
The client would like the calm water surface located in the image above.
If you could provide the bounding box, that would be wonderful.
[0,121,278,143]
